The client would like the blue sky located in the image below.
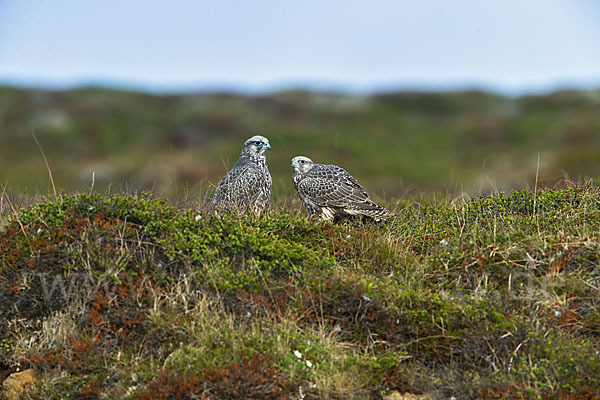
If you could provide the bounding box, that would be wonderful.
[0,0,599,94]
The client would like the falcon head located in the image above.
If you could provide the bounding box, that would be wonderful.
[242,135,271,157]
[291,156,314,175]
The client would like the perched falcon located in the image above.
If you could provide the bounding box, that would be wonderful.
[211,135,272,212]
[291,156,390,221]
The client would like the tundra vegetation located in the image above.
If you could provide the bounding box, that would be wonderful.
[1,87,599,398]
[1,184,599,399]
[2,86,600,197]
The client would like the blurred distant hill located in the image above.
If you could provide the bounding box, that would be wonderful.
[1,86,599,200]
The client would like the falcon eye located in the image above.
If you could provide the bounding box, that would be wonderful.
[254,141,261,145]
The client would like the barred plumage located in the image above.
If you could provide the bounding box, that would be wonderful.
[211,136,272,212]
[291,156,390,221]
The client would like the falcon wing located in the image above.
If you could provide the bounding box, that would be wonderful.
[213,161,266,207]
[298,165,369,207]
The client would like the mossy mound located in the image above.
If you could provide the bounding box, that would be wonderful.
[1,188,600,399]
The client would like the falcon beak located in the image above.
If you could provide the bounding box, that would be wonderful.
[264,142,271,150]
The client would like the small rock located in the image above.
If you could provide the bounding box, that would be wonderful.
[2,369,38,400]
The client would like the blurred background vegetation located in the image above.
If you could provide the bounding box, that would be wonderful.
[1,85,599,202]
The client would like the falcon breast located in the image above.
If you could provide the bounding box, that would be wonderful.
[291,156,390,221]
[211,135,272,212]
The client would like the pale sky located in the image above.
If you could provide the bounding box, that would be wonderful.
[0,0,599,94]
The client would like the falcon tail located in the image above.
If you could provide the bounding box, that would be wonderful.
[345,200,391,221]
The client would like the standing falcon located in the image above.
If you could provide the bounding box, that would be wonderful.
[291,156,390,221]
[211,135,272,212]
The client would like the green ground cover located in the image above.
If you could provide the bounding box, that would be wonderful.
[1,185,599,399]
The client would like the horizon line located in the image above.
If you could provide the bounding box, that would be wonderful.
[1,76,599,97]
